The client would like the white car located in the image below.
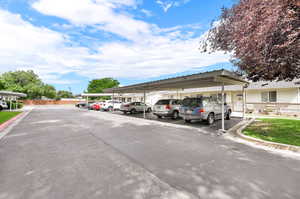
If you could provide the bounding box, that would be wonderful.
[102,100,122,111]
[0,100,8,111]
[120,102,152,114]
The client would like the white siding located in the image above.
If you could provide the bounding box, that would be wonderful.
[277,88,298,103]
[246,88,298,103]
[246,90,262,103]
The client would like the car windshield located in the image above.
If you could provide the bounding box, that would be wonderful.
[155,100,170,105]
[182,98,202,107]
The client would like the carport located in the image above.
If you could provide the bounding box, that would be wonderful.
[81,93,115,101]
[0,91,27,111]
[104,69,248,132]
[81,93,125,108]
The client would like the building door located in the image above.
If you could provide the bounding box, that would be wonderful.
[233,93,244,112]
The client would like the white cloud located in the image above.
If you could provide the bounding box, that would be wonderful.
[0,1,230,87]
[156,0,191,12]
[32,0,153,42]
[0,9,89,79]
[141,9,153,17]
[156,0,173,12]
[84,39,229,79]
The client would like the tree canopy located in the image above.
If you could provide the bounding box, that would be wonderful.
[0,70,57,99]
[202,0,300,81]
[87,78,119,93]
[57,90,74,99]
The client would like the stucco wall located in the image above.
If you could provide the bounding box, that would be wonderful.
[277,88,299,103]
[246,88,299,103]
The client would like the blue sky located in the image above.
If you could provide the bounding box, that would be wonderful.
[0,0,235,94]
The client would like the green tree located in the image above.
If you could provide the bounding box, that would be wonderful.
[57,90,74,98]
[0,80,4,90]
[87,78,119,93]
[43,84,57,99]
[0,70,57,99]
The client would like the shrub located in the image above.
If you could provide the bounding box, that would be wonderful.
[6,101,23,109]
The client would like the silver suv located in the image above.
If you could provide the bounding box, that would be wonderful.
[153,99,182,119]
[179,97,231,124]
[120,102,152,114]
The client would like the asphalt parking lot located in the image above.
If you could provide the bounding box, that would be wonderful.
[0,106,300,199]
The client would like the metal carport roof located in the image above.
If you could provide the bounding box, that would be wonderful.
[81,93,115,97]
[0,91,27,98]
[103,69,248,132]
[104,69,248,93]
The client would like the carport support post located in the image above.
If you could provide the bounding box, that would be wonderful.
[221,82,225,132]
[112,91,115,112]
[143,90,146,119]
[242,85,246,119]
[9,97,12,112]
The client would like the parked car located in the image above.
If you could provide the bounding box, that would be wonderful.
[75,102,87,108]
[179,97,231,124]
[102,100,123,111]
[91,102,101,111]
[153,99,182,119]
[0,100,8,111]
[120,102,152,114]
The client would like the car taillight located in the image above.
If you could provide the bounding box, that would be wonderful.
[124,104,130,107]
[199,109,205,113]
[165,105,171,110]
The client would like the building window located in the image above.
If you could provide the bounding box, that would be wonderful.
[211,93,227,103]
[269,91,277,102]
[261,91,277,102]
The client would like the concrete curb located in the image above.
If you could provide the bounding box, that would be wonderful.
[0,112,24,132]
[0,109,32,141]
[227,118,300,153]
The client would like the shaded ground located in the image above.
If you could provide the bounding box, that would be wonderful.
[0,106,299,199]
[243,118,300,146]
[111,110,241,131]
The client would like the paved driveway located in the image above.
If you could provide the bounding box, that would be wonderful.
[0,106,299,199]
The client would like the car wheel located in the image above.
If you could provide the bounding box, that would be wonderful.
[172,111,179,120]
[0,106,2,111]
[157,115,162,119]
[130,108,137,114]
[207,113,215,125]
[184,119,191,123]
[226,110,231,120]
[146,108,152,113]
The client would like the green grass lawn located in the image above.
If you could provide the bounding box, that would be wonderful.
[243,118,300,146]
[0,112,22,125]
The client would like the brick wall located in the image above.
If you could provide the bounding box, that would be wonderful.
[22,100,84,105]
